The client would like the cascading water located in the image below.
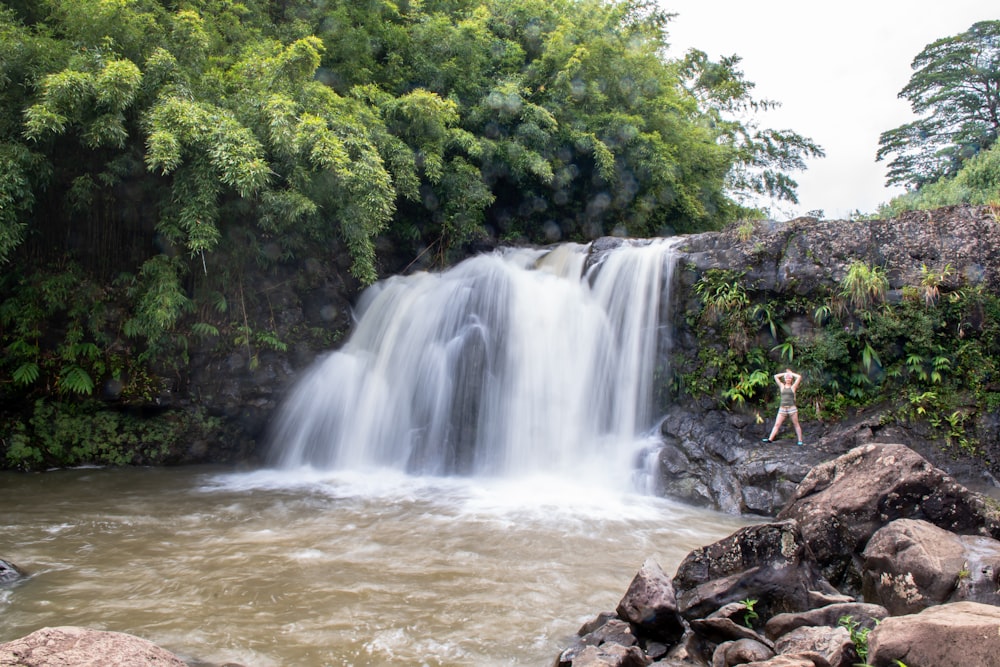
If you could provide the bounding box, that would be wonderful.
[267,238,679,489]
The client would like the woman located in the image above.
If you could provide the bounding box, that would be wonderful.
[762,368,804,445]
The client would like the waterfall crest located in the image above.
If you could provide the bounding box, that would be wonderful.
[268,239,679,483]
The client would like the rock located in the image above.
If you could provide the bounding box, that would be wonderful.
[690,616,771,647]
[738,655,819,667]
[0,558,26,585]
[775,442,1000,593]
[861,518,1000,614]
[672,520,840,622]
[711,638,774,667]
[615,558,684,644]
[764,603,888,640]
[558,643,651,667]
[771,625,855,667]
[557,617,640,666]
[578,612,620,636]
[583,619,638,648]
[656,408,822,515]
[0,626,187,666]
[658,630,712,666]
[867,601,1000,667]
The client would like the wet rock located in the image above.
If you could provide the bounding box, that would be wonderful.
[0,558,26,585]
[615,558,684,644]
[558,642,651,667]
[672,520,840,622]
[711,637,774,667]
[771,625,855,667]
[737,656,818,667]
[867,601,1000,667]
[861,517,1000,614]
[775,442,1000,593]
[556,616,640,666]
[764,602,887,640]
[661,205,1000,500]
[654,407,887,517]
[690,616,771,647]
[0,626,187,666]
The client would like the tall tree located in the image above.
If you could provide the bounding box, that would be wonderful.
[877,20,1000,189]
[680,49,825,209]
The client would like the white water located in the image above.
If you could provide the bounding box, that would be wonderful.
[268,239,678,492]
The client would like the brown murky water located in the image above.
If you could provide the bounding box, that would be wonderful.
[0,466,749,666]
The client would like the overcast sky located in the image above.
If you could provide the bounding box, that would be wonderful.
[660,1,996,220]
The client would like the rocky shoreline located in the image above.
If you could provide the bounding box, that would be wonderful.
[555,442,1000,667]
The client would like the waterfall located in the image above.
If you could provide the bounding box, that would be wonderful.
[267,239,679,486]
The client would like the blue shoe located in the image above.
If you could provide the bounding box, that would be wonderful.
[797,441,804,446]
[761,438,771,443]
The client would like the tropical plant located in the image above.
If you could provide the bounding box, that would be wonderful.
[838,615,872,662]
[840,261,888,311]
[739,598,759,628]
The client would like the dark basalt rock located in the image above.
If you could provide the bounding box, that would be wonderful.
[0,557,25,585]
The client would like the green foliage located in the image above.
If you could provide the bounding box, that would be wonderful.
[881,142,1000,215]
[838,615,872,662]
[722,369,770,407]
[840,261,888,311]
[877,20,1000,189]
[0,0,825,283]
[693,269,755,351]
[122,255,194,360]
[739,598,759,628]
[677,255,1000,444]
[2,399,222,470]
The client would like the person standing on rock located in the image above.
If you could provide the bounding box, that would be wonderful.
[762,368,804,445]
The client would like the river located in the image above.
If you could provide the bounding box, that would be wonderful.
[0,465,748,666]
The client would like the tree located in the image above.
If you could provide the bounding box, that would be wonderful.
[680,49,825,210]
[877,20,1000,189]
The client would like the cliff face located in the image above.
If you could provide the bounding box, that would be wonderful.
[654,205,1000,512]
[154,206,1000,502]
[670,205,1000,355]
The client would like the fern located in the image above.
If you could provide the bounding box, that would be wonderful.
[191,322,220,337]
[256,330,287,352]
[58,364,95,395]
[12,362,40,385]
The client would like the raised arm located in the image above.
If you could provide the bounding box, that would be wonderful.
[789,371,802,391]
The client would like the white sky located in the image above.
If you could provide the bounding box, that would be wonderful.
[661,1,997,219]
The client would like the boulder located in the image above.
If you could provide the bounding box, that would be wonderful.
[711,638,774,667]
[764,602,888,640]
[558,643,651,667]
[861,517,1000,614]
[0,558,25,585]
[737,655,818,667]
[0,626,187,666]
[690,616,770,646]
[771,625,855,667]
[616,558,684,644]
[556,615,642,667]
[866,601,1000,667]
[775,442,1000,593]
[672,520,840,622]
